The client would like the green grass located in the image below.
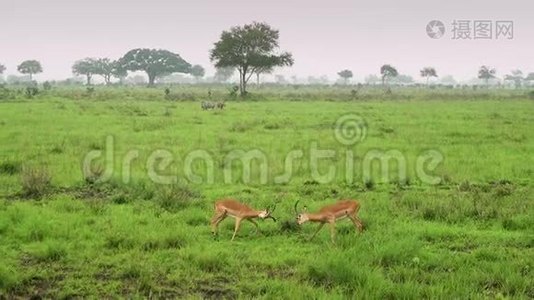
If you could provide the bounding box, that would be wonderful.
[0,91,533,298]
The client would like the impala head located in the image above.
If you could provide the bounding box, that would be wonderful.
[294,200,309,225]
[259,203,277,222]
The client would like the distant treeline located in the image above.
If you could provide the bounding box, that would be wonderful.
[1,83,533,102]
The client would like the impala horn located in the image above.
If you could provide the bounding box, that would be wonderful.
[266,215,277,222]
[266,203,277,222]
[294,200,300,215]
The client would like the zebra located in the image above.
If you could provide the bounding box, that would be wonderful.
[216,101,225,109]
[201,101,216,110]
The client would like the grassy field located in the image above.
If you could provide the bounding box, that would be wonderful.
[0,90,533,298]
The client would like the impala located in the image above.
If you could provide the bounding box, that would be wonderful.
[211,199,277,241]
[294,200,363,243]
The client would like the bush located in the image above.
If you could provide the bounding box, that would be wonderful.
[0,85,14,100]
[85,86,95,96]
[43,81,52,91]
[25,86,39,98]
[364,179,375,190]
[228,85,239,98]
[21,165,52,198]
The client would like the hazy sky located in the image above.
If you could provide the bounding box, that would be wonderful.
[1,0,532,82]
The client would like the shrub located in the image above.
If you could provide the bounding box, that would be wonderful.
[25,86,39,98]
[85,86,95,97]
[83,163,105,184]
[0,85,14,100]
[43,81,52,91]
[21,165,52,198]
[228,85,239,98]
[364,179,375,190]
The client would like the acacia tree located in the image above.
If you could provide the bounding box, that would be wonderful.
[112,63,128,84]
[0,64,5,75]
[420,67,438,86]
[94,58,116,85]
[504,69,524,89]
[210,22,294,96]
[119,48,191,86]
[337,69,353,84]
[17,60,43,80]
[478,66,496,85]
[380,64,398,86]
[190,64,205,82]
[72,58,98,85]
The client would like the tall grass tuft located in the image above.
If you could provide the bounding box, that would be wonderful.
[21,165,52,198]
[0,161,21,175]
[156,183,201,212]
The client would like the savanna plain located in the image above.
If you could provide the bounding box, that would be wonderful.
[0,86,533,299]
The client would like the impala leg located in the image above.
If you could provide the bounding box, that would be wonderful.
[247,219,261,235]
[214,215,227,236]
[329,221,336,244]
[231,218,243,241]
[349,214,363,233]
[309,223,325,241]
[210,211,226,235]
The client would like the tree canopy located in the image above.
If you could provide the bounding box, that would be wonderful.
[478,66,496,85]
[111,63,128,83]
[17,60,43,80]
[0,64,6,74]
[380,64,398,85]
[190,65,205,80]
[95,58,123,85]
[420,67,438,86]
[337,69,353,84]
[210,22,294,96]
[119,48,191,86]
[73,58,127,85]
[504,69,523,88]
[72,58,99,85]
